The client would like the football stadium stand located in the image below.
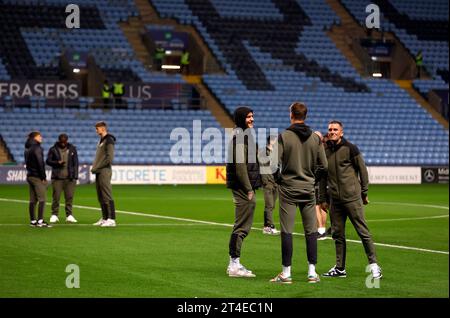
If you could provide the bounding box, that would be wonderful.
[0,0,448,166]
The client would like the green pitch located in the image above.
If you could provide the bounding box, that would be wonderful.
[0,184,448,298]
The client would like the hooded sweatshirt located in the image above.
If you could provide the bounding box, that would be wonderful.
[24,138,46,180]
[323,137,368,203]
[277,123,327,201]
[91,134,116,174]
[226,107,261,192]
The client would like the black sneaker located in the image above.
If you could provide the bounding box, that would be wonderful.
[322,265,347,278]
[37,221,52,228]
[30,220,37,227]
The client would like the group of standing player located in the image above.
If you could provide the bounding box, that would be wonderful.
[225,102,383,283]
[24,121,117,228]
[23,105,382,283]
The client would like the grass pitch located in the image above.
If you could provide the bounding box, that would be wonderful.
[0,184,448,298]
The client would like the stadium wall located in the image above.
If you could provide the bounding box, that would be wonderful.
[0,165,448,185]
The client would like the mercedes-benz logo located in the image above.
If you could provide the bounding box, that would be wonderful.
[424,169,436,183]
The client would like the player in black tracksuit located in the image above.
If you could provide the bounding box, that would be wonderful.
[24,131,50,227]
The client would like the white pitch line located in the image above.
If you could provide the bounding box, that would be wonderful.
[367,215,449,222]
[0,197,448,255]
[371,201,449,210]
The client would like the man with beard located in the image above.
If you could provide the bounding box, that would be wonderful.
[226,106,261,278]
[46,134,79,223]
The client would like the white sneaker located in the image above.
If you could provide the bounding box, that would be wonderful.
[263,226,280,235]
[371,265,383,279]
[228,265,255,278]
[101,219,116,227]
[49,215,59,223]
[226,264,253,275]
[66,215,78,223]
[93,218,106,226]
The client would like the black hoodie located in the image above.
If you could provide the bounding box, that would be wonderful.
[46,142,79,180]
[24,138,46,180]
[226,107,261,191]
[233,106,253,131]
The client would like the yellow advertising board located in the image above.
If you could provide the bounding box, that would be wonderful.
[206,166,226,184]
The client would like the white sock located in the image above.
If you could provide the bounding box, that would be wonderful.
[282,266,291,278]
[308,263,316,276]
[369,263,379,271]
[318,227,326,234]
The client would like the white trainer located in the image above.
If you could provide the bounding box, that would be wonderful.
[228,265,255,278]
[226,265,253,275]
[371,265,383,279]
[93,218,106,226]
[101,219,116,227]
[66,215,78,223]
[263,226,280,235]
[49,215,59,223]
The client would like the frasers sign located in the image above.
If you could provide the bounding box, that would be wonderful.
[0,80,80,102]
[90,166,206,185]
[367,166,421,184]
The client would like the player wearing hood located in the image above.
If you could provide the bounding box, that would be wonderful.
[24,131,50,227]
[226,106,261,278]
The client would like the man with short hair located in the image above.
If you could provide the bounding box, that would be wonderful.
[270,102,327,284]
[226,106,261,278]
[24,131,50,227]
[46,134,79,223]
[91,121,117,227]
[320,120,382,279]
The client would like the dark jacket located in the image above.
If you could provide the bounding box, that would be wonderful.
[46,143,79,180]
[24,139,46,180]
[226,107,261,192]
[91,134,116,174]
[259,145,277,189]
[323,138,369,203]
[277,123,327,200]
